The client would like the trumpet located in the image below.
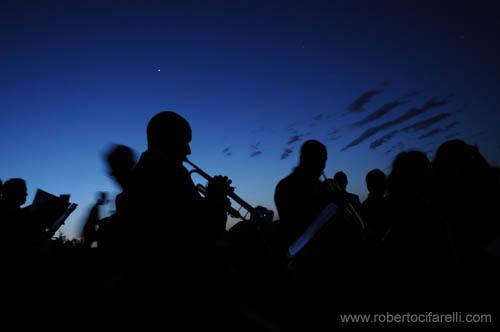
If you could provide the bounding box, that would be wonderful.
[185,159,273,223]
[322,173,366,231]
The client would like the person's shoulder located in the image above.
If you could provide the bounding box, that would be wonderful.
[348,192,360,200]
[132,151,188,180]
[276,172,296,189]
[128,152,152,180]
[362,195,372,206]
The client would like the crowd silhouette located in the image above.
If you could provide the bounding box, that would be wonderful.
[1,111,499,330]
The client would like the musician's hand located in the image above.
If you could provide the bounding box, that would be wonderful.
[250,205,274,223]
[206,175,234,208]
[96,191,107,205]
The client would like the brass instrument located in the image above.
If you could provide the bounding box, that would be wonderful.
[185,159,273,222]
[322,173,366,231]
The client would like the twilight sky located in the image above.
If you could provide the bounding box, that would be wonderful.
[1,0,499,238]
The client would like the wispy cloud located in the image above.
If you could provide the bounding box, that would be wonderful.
[369,130,399,149]
[445,121,460,130]
[341,126,381,151]
[348,89,384,113]
[287,124,299,134]
[329,129,339,135]
[307,113,325,128]
[417,120,461,140]
[250,142,261,150]
[342,97,449,151]
[465,130,487,140]
[403,112,454,132]
[326,128,341,141]
[444,132,460,140]
[384,142,406,155]
[281,147,294,160]
[249,142,262,158]
[418,128,445,140]
[287,134,304,145]
[353,100,407,127]
[313,113,324,121]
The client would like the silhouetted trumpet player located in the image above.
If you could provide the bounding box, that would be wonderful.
[275,140,331,248]
[274,140,367,323]
[117,111,236,324]
[275,140,366,255]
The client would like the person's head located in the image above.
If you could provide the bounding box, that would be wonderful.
[433,139,489,181]
[366,169,386,196]
[388,150,431,199]
[333,171,348,191]
[298,140,327,178]
[105,144,136,189]
[147,111,192,164]
[2,178,27,207]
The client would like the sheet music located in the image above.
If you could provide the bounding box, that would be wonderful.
[30,188,77,237]
[32,189,60,209]
[288,203,338,258]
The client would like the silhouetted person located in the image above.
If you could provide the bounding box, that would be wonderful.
[82,144,136,249]
[274,140,331,324]
[0,178,34,324]
[362,169,390,245]
[0,178,33,249]
[1,178,29,266]
[274,140,365,327]
[0,178,27,216]
[365,169,386,197]
[433,139,500,312]
[117,111,231,325]
[275,140,329,248]
[106,144,136,189]
[381,150,455,312]
[80,144,137,320]
[332,171,362,212]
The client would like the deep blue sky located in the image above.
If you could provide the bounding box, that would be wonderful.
[1,0,499,238]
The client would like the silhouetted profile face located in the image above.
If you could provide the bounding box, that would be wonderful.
[333,171,348,191]
[3,178,27,207]
[106,144,136,189]
[366,169,386,196]
[299,140,327,178]
[147,111,192,164]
